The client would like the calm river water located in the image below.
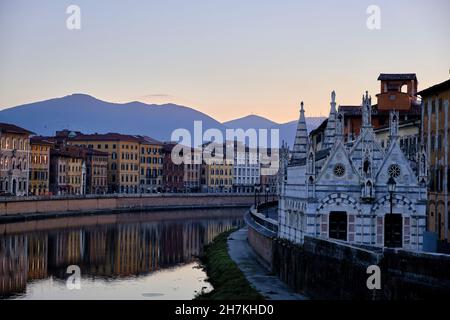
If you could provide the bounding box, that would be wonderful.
[0,208,245,300]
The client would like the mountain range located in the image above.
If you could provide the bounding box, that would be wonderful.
[0,94,325,147]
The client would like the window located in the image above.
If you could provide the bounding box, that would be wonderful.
[388,164,401,179]
[333,164,346,177]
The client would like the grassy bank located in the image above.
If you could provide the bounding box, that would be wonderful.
[196,228,264,300]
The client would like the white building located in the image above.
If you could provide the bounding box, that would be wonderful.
[233,143,260,193]
[279,91,428,251]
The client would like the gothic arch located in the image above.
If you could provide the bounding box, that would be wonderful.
[316,193,362,215]
[372,194,416,214]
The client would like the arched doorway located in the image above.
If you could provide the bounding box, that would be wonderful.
[12,179,17,195]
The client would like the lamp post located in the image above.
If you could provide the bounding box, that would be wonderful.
[254,183,257,209]
[265,185,270,218]
[387,177,397,248]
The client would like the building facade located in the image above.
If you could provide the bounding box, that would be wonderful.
[68,133,141,194]
[138,136,163,193]
[82,148,108,194]
[233,143,260,193]
[279,91,427,251]
[162,143,185,192]
[203,142,233,193]
[49,146,86,195]
[29,136,53,196]
[310,74,421,151]
[0,123,33,196]
[420,78,450,243]
[184,148,201,192]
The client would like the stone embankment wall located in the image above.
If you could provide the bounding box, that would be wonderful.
[272,236,450,300]
[245,205,278,269]
[0,194,253,219]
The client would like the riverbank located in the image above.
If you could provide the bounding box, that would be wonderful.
[0,193,253,223]
[196,229,263,300]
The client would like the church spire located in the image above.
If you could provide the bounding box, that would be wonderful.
[323,90,337,149]
[362,91,372,129]
[389,110,399,142]
[292,101,309,161]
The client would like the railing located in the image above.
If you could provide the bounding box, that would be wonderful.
[245,202,278,237]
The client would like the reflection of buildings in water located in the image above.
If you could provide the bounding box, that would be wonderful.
[0,215,244,297]
[83,227,111,276]
[0,235,28,298]
[48,229,84,278]
[27,234,48,281]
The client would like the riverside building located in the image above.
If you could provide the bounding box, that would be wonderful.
[279,91,427,251]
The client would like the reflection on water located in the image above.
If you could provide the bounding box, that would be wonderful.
[0,209,244,299]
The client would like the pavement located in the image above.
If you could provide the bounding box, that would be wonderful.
[227,227,308,300]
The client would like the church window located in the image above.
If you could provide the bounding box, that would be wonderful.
[388,164,401,179]
[333,164,346,177]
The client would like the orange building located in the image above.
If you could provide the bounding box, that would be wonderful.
[341,73,420,140]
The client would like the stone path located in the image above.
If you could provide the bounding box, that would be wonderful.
[227,227,308,300]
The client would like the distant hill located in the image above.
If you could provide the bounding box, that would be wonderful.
[0,94,226,143]
[224,115,278,130]
[224,114,325,146]
[0,94,325,147]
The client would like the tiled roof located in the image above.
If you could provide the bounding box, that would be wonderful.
[70,132,141,142]
[0,123,34,135]
[135,135,163,145]
[378,73,417,81]
[30,136,55,146]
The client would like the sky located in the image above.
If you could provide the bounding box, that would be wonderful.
[0,0,449,123]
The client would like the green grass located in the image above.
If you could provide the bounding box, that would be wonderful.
[196,228,264,300]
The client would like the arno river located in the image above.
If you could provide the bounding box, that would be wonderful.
[0,208,245,299]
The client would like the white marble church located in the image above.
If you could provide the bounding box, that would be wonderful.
[278,91,428,251]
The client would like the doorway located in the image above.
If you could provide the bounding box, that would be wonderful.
[329,211,347,241]
[384,214,403,248]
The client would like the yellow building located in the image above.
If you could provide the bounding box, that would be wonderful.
[29,136,53,195]
[203,142,234,193]
[68,133,140,194]
[137,136,163,193]
[0,123,33,196]
[49,146,85,195]
[419,78,450,244]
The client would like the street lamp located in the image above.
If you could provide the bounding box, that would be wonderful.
[254,183,258,209]
[265,185,270,218]
[387,176,397,248]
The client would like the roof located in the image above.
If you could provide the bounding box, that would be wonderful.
[339,104,421,117]
[417,79,450,97]
[378,73,417,81]
[290,148,331,166]
[30,136,54,146]
[51,145,108,158]
[70,132,141,143]
[309,119,328,136]
[0,123,34,135]
[51,145,85,159]
[135,135,163,145]
[374,119,420,133]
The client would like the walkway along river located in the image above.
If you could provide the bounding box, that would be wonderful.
[0,207,245,299]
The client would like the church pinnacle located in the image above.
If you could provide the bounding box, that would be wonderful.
[292,101,309,161]
[322,90,337,150]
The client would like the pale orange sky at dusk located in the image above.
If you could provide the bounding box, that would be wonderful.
[0,0,449,123]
